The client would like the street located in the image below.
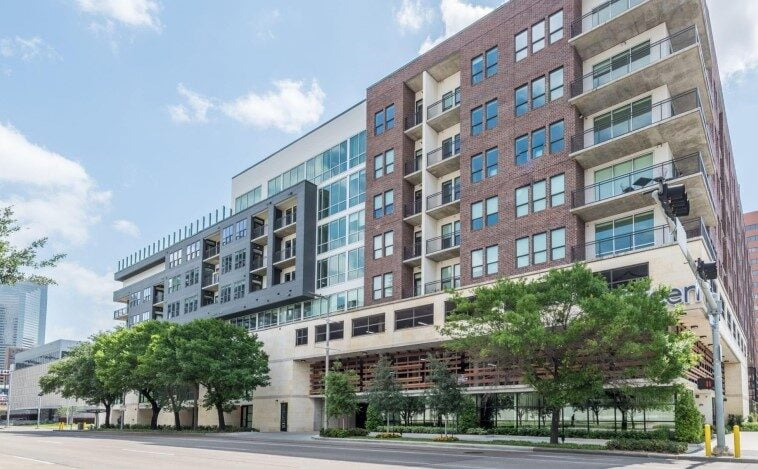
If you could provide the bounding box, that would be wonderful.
[0,429,754,469]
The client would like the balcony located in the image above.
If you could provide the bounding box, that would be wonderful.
[274,213,297,236]
[683,218,716,262]
[404,110,423,140]
[427,88,461,132]
[426,185,460,219]
[403,243,422,267]
[571,152,716,223]
[426,139,461,178]
[201,271,219,290]
[113,307,128,320]
[571,90,712,172]
[273,247,296,269]
[251,224,268,244]
[203,244,220,262]
[152,290,165,306]
[570,0,711,64]
[426,231,460,262]
[250,255,267,275]
[572,225,673,262]
[404,157,423,185]
[403,199,423,226]
[570,26,713,124]
[425,277,461,294]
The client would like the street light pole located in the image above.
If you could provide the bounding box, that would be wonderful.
[5,364,13,428]
[323,297,331,430]
[37,393,42,429]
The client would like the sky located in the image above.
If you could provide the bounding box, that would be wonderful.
[1,0,757,343]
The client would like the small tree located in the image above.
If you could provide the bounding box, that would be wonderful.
[367,355,403,431]
[144,322,190,430]
[425,354,462,435]
[400,395,425,426]
[457,396,478,433]
[675,387,703,443]
[325,361,358,429]
[40,339,119,426]
[366,403,382,431]
[0,206,64,285]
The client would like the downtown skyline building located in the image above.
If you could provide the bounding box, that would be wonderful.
[0,282,47,389]
[112,0,755,431]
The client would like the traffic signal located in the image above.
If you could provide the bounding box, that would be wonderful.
[659,183,690,219]
[696,258,718,280]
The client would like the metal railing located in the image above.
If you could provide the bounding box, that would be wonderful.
[427,138,461,167]
[201,271,219,287]
[114,307,128,320]
[273,247,296,263]
[404,199,423,218]
[571,0,647,38]
[405,109,423,130]
[426,184,461,210]
[405,156,422,175]
[683,218,717,261]
[570,26,698,97]
[426,231,461,254]
[274,212,297,230]
[427,87,461,119]
[571,152,706,207]
[404,243,422,260]
[153,291,164,304]
[425,277,461,294]
[203,244,220,259]
[252,224,267,239]
[572,225,673,262]
[571,89,700,152]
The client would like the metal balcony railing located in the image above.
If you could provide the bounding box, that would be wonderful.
[572,225,673,262]
[570,26,698,97]
[571,89,701,152]
[404,243,422,260]
[427,138,461,167]
[426,231,461,254]
[425,276,461,294]
[274,212,297,230]
[405,157,422,175]
[426,185,461,210]
[273,247,296,263]
[570,0,647,38]
[571,152,706,207]
[152,291,164,304]
[252,224,267,239]
[114,307,128,320]
[427,88,461,119]
[682,218,717,261]
[405,109,423,130]
[203,244,219,259]
[404,199,423,218]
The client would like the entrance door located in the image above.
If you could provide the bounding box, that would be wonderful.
[356,403,368,429]
[280,402,288,432]
[240,405,253,429]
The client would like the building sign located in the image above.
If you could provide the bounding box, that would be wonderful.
[697,377,714,390]
[666,285,701,305]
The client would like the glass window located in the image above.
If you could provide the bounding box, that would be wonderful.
[471,106,483,135]
[349,131,366,167]
[234,249,246,269]
[395,305,434,330]
[533,233,547,264]
[531,128,545,158]
[486,196,498,226]
[221,255,232,274]
[551,227,566,260]
[315,321,344,342]
[384,190,394,216]
[372,275,382,300]
[515,134,529,165]
[471,54,484,84]
[348,169,366,207]
[516,186,529,217]
[385,104,395,130]
[383,272,393,298]
[317,178,347,219]
[549,10,563,43]
[515,84,528,116]
[486,245,498,274]
[373,194,383,218]
[374,153,384,179]
[516,237,530,268]
[347,247,364,280]
[384,231,394,256]
[295,328,308,346]
[549,120,565,153]
[531,77,546,109]
[471,249,484,278]
[515,30,527,61]
[316,252,346,288]
[373,234,383,259]
[549,67,563,101]
[471,201,483,231]
[385,149,394,174]
[222,225,234,245]
[532,20,545,52]
[485,99,498,130]
[352,313,386,336]
[550,173,565,206]
[485,147,498,177]
[471,153,483,183]
[533,180,546,212]
[594,211,654,257]
[348,210,364,244]
[485,47,498,77]
[317,217,347,254]
[374,109,384,135]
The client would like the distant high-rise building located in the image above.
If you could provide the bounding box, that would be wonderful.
[0,283,47,374]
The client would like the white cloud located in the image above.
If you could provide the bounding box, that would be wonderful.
[395,0,433,33]
[706,0,758,81]
[0,36,60,62]
[255,9,281,41]
[75,0,161,30]
[0,122,111,247]
[419,0,497,53]
[167,83,213,123]
[112,219,140,238]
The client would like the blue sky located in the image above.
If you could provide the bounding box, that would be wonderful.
[1,0,757,341]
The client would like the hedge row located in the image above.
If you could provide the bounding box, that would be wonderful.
[319,428,369,438]
[382,425,673,440]
[606,438,687,454]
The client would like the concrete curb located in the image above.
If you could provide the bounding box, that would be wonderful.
[313,436,758,463]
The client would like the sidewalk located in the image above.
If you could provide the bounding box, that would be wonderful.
[690,431,758,459]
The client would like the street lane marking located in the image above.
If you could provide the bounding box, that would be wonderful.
[121,448,174,455]
[1,454,55,465]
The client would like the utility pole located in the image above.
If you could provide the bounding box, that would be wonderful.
[37,393,42,428]
[5,364,13,428]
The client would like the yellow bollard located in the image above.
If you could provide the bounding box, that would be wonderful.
[704,424,712,457]
[734,425,741,459]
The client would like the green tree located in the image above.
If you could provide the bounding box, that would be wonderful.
[0,206,64,285]
[443,264,698,444]
[675,387,703,443]
[366,355,403,431]
[39,339,119,426]
[457,396,478,432]
[174,319,269,430]
[400,395,425,426]
[365,403,382,431]
[325,361,358,429]
[425,354,462,435]
[144,322,191,430]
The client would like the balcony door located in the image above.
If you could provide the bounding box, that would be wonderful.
[593,153,653,201]
[595,211,654,257]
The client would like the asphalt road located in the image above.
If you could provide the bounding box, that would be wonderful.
[0,429,754,469]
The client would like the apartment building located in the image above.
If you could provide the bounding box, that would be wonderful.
[743,210,758,407]
[113,0,754,431]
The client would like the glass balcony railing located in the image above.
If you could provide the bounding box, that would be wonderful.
[426,185,460,211]
[427,88,461,119]
[571,90,700,152]
[251,255,266,270]
[424,276,461,294]
[252,224,267,239]
[152,291,164,304]
[571,0,646,38]
[274,212,297,230]
[113,307,128,320]
[573,225,672,261]
[203,244,220,259]
[273,247,296,263]
[426,231,461,254]
[570,26,698,97]
[682,218,717,261]
[201,271,219,287]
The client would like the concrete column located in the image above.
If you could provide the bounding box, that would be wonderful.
[694,390,714,425]
[420,70,439,289]
[724,360,749,419]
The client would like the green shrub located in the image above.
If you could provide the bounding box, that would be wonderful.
[319,428,369,438]
[375,432,402,439]
[606,438,687,454]
[457,396,478,433]
[466,427,491,435]
[365,404,382,432]
[728,414,744,429]
[742,422,758,431]
[674,390,703,443]
[433,435,459,442]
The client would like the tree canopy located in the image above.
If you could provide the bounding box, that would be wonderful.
[366,355,403,431]
[324,361,358,429]
[424,354,463,435]
[0,206,64,285]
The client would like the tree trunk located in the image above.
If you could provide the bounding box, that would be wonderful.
[104,402,111,427]
[621,411,628,431]
[193,383,200,430]
[168,393,181,431]
[444,415,448,436]
[386,414,390,433]
[550,408,560,444]
[216,403,226,431]
[143,391,161,430]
